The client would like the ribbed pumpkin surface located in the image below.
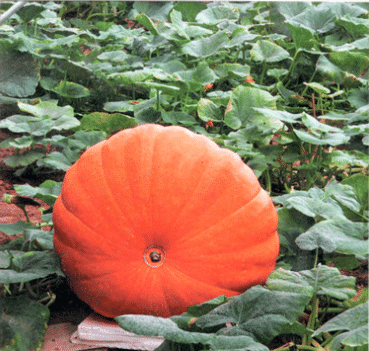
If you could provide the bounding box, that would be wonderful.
[53,124,279,318]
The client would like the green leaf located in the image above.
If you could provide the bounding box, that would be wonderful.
[0,251,60,284]
[294,128,350,146]
[14,2,46,23]
[330,150,369,168]
[161,111,197,126]
[116,315,214,345]
[80,112,138,134]
[304,82,330,95]
[67,130,107,151]
[4,150,45,167]
[104,100,138,113]
[342,174,369,211]
[267,265,356,300]
[296,217,368,260]
[250,40,291,63]
[254,108,303,124]
[285,22,315,50]
[108,68,154,85]
[196,285,311,344]
[195,3,239,24]
[279,188,344,220]
[197,99,222,122]
[23,229,54,250]
[0,135,33,149]
[316,55,345,84]
[313,302,368,351]
[209,335,268,351]
[287,6,336,34]
[224,86,278,130]
[0,51,40,98]
[336,16,369,36]
[325,181,361,213]
[213,63,251,80]
[131,2,173,21]
[0,115,52,136]
[0,295,49,351]
[181,31,229,58]
[139,81,182,96]
[348,87,369,109]
[173,2,207,22]
[135,13,159,35]
[14,180,62,206]
[38,148,80,171]
[171,295,229,331]
[175,62,217,90]
[0,221,33,236]
[328,51,369,78]
[323,2,368,18]
[276,207,316,271]
[51,81,90,99]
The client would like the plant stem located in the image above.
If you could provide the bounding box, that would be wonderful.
[156,89,160,110]
[260,60,267,85]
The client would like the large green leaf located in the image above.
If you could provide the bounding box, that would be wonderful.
[0,222,33,236]
[116,315,214,344]
[342,174,369,212]
[328,51,369,78]
[130,1,173,21]
[287,6,336,34]
[80,112,138,134]
[276,207,316,271]
[313,302,368,351]
[181,31,229,58]
[316,55,345,84]
[267,265,356,300]
[51,81,90,99]
[295,217,368,260]
[286,22,315,50]
[197,99,222,122]
[195,285,311,344]
[336,16,369,36]
[195,2,239,24]
[224,86,278,130]
[175,62,217,90]
[0,51,40,98]
[0,295,49,351]
[250,40,291,63]
[14,180,62,206]
[38,148,80,171]
[0,251,60,284]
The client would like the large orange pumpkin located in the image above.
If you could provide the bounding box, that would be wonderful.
[53,124,279,318]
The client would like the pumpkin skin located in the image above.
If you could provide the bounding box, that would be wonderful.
[53,124,279,318]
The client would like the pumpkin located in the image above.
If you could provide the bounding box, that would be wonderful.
[53,124,279,318]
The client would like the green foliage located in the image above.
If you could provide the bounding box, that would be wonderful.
[0,1,368,350]
[0,295,49,351]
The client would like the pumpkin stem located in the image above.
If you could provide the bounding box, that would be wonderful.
[149,251,161,262]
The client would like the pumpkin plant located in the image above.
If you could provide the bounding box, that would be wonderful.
[53,124,279,318]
